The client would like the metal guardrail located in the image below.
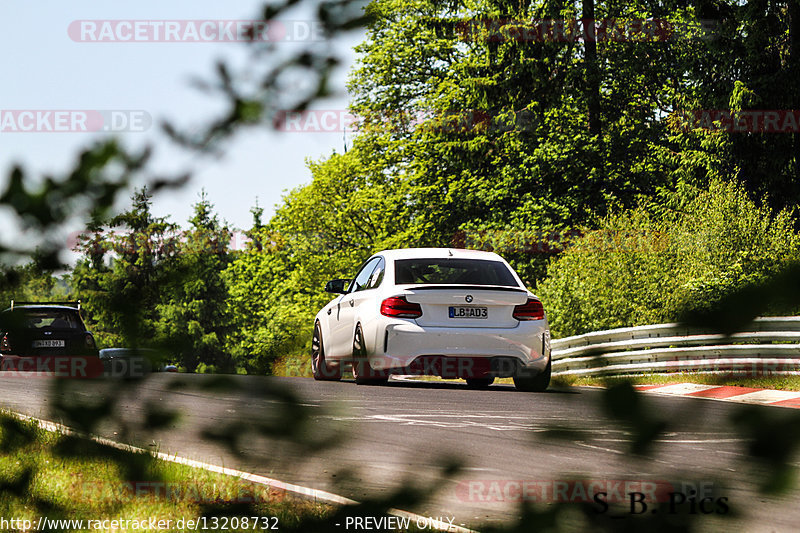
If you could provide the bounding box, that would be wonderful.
[550,317,800,377]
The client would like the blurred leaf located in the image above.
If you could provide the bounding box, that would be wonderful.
[730,405,800,494]
[602,381,668,456]
[143,402,181,431]
[0,415,37,453]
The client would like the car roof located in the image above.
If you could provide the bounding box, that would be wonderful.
[99,347,158,353]
[373,248,507,262]
[2,305,81,312]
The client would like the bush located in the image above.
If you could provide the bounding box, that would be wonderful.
[538,179,800,338]
[195,363,217,374]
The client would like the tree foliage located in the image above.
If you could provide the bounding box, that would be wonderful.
[71,187,181,348]
[155,192,234,372]
[539,180,800,338]
[225,0,800,367]
[225,148,413,373]
[71,189,233,370]
[2,0,800,531]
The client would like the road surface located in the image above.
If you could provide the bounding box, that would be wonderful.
[0,373,796,531]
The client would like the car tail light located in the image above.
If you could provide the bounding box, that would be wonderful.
[513,298,545,321]
[0,334,10,352]
[85,334,96,349]
[380,296,423,318]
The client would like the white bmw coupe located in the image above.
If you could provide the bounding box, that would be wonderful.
[311,248,551,391]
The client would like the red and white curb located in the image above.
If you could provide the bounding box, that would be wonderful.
[635,383,800,409]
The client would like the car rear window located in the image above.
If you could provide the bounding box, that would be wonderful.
[19,309,83,330]
[394,258,519,287]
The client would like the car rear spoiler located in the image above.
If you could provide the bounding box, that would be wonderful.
[401,285,527,293]
[10,300,82,311]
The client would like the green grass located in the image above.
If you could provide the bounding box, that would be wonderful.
[272,352,313,378]
[0,411,334,532]
[553,373,800,391]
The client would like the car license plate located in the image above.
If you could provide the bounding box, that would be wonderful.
[449,306,488,319]
[32,340,65,348]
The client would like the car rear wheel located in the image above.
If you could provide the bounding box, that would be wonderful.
[312,322,341,381]
[352,325,387,386]
[465,377,495,389]
[513,359,551,392]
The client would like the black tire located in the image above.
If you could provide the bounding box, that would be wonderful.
[513,359,551,392]
[465,377,495,389]
[352,325,387,385]
[312,322,341,381]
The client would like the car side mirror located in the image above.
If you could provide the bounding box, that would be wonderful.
[325,279,350,294]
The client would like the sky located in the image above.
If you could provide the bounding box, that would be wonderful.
[1,1,365,258]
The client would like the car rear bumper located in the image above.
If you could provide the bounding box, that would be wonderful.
[4,349,100,357]
[371,321,550,376]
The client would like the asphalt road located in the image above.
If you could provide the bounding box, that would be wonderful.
[0,373,798,531]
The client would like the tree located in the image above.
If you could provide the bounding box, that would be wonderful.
[344,0,712,282]
[155,191,234,372]
[225,147,413,373]
[0,251,68,307]
[71,187,181,348]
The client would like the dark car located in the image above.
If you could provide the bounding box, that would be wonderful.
[0,301,99,358]
[99,347,176,377]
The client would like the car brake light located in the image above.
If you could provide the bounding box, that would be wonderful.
[380,296,423,318]
[513,298,545,321]
[85,334,96,349]
[0,334,9,352]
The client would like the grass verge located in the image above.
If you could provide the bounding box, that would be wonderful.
[0,410,333,532]
[271,353,312,378]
